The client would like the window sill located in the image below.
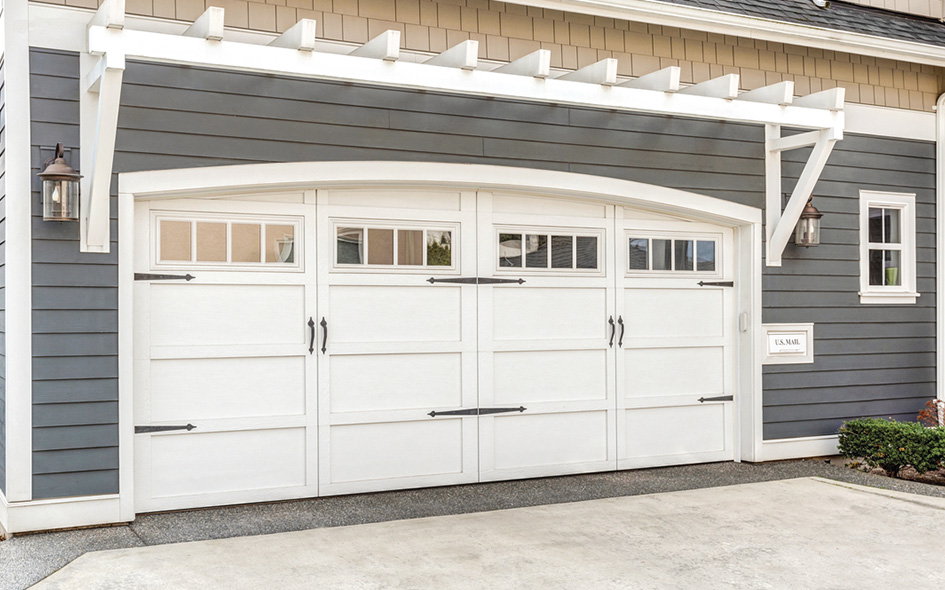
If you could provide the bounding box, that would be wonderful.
[858,291,920,305]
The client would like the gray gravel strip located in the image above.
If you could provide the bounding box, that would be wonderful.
[2,458,943,590]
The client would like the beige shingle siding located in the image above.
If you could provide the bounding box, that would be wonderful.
[40,0,945,111]
[844,0,943,20]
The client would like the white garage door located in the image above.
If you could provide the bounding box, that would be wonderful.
[133,189,737,510]
[134,198,318,512]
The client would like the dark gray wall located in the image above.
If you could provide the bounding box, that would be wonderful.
[27,49,936,497]
[0,57,7,495]
[30,49,118,500]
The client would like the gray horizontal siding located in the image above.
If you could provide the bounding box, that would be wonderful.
[0,56,7,495]
[763,132,935,439]
[28,50,937,500]
[30,49,118,499]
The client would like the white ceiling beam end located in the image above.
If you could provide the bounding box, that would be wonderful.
[88,0,125,30]
[183,7,225,41]
[737,81,794,105]
[349,30,401,61]
[619,66,680,92]
[557,58,618,85]
[493,50,551,78]
[268,19,317,51]
[678,74,739,99]
[793,88,845,111]
[424,40,478,70]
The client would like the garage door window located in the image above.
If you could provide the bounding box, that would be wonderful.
[628,236,718,273]
[497,231,600,271]
[336,224,454,268]
[155,214,300,269]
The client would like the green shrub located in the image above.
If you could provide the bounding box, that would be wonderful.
[837,418,945,477]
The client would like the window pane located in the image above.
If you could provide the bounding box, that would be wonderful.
[884,208,901,244]
[576,236,598,269]
[160,220,192,262]
[551,236,573,268]
[885,250,901,286]
[265,224,295,264]
[675,240,694,271]
[868,208,883,243]
[232,223,262,263]
[652,239,672,270]
[337,227,363,264]
[427,230,452,266]
[696,241,716,272]
[525,235,548,268]
[499,233,522,267]
[196,222,227,262]
[868,249,883,286]
[397,230,424,265]
[629,238,648,270]
[368,228,394,265]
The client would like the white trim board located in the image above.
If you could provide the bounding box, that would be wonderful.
[0,494,123,535]
[844,104,934,142]
[760,435,840,461]
[26,0,945,69]
[937,91,945,402]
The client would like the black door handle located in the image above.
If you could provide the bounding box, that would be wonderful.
[308,317,315,354]
[617,316,625,347]
[608,316,615,347]
[320,317,328,354]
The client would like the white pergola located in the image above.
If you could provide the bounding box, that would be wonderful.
[82,0,844,266]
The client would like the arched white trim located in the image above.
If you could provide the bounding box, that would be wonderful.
[119,161,760,227]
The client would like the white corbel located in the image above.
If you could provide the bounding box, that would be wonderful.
[269,19,317,51]
[765,124,842,266]
[737,81,794,105]
[557,58,618,85]
[424,40,478,70]
[619,66,680,92]
[349,30,401,61]
[678,74,740,99]
[493,50,551,78]
[183,7,225,41]
[80,48,126,252]
[88,0,125,30]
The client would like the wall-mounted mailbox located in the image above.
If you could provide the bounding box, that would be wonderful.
[763,323,814,365]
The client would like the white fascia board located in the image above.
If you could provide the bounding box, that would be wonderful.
[500,0,945,68]
[87,26,842,131]
[844,103,935,141]
[119,161,762,226]
[4,0,33,503]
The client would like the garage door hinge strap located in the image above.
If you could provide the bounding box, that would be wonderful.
[697,281,733,287]
[428,406,527,417]
[134,273,196,281]
[135,424,197,433]
[427,277,525,285]
[698,395,733,403]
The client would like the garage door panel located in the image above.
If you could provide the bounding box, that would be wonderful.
[148,427,307,498]
[150,284,305,346]
[490,411,609,470]
[624,289,724,338]
[150,356,307,421]
[328,420,465,483]
[330,353,462,412]
[493,288,605,341]
[624,404,726,459]
[493,350,607,404]
[329,286,462,344]
[625,347,724,398]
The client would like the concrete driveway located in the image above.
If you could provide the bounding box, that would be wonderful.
[31,477,945,589]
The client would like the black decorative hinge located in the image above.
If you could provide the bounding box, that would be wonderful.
[698,395,734,403]
[135,424,197,434]
[428,406,527,418]
[427,277,525,285]
[135,273,196,281]
[697,281,733,287]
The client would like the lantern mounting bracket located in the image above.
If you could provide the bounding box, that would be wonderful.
[764,121,841,266]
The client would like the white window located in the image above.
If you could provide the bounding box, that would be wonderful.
[333,221,457,271]
[859,191,918,305]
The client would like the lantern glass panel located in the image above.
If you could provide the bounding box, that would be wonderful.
[42,179,80,221]
[795,216,821,246]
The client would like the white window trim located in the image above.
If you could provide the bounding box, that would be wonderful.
[858,190,918,305]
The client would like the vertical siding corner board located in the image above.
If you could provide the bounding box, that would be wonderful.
[0,57,8,495]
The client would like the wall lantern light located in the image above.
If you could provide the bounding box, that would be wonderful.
[794,196,824,247]
[38,143,82,222]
